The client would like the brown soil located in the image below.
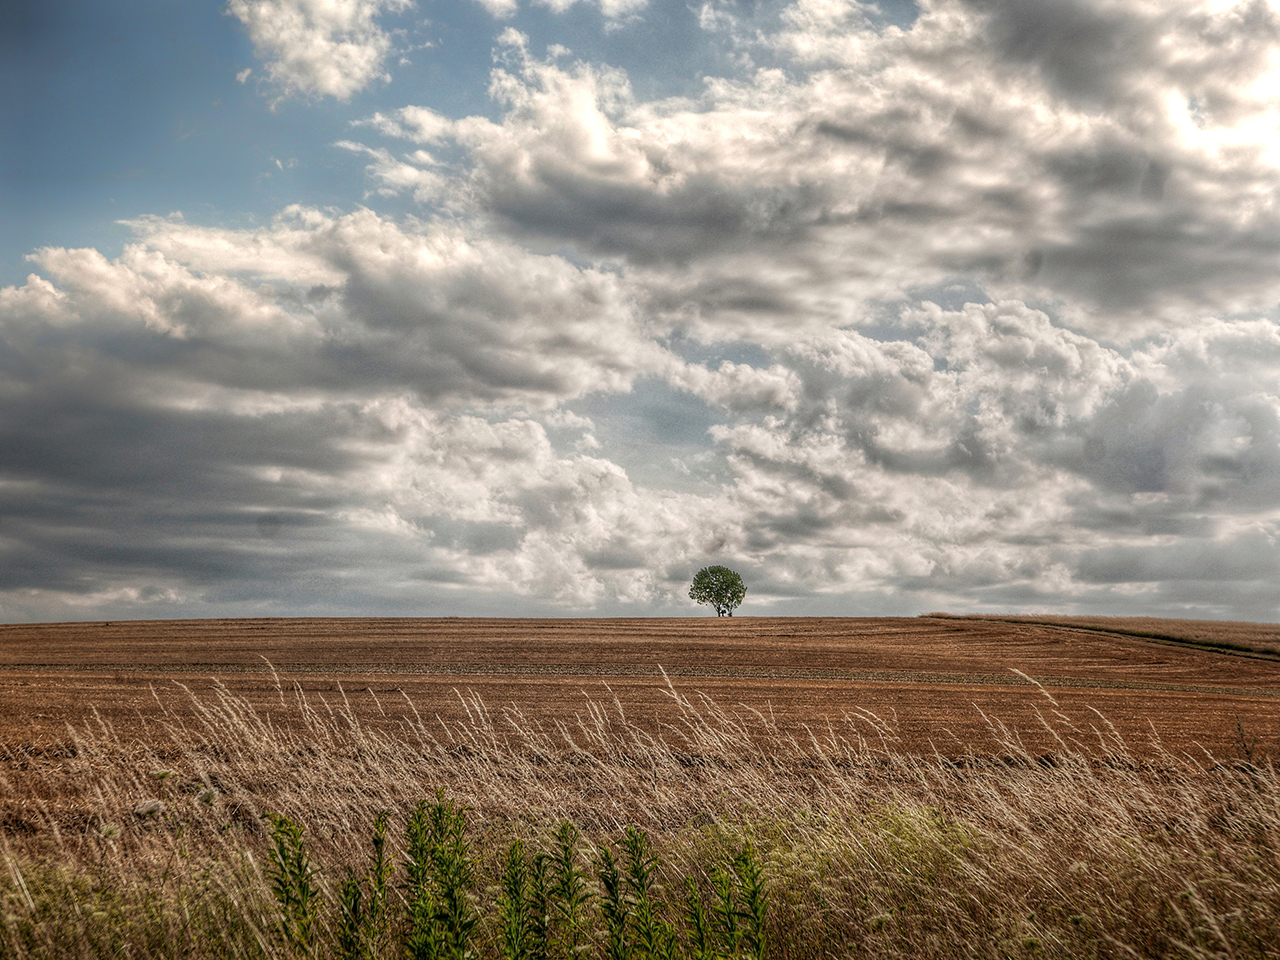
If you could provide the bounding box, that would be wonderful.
[940,613,1280,657]
[1,616,1277,758]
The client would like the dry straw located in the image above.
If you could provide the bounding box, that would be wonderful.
[1,671,1277,958]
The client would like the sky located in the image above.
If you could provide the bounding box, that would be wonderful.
[4,0,1280,623]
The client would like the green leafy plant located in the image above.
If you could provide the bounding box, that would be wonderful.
[622,826,677,960]
[709,862,740,959]
[366,809,395,948]
[334,809,394,960]
[499,840,532,960]
[403,792,478,960]
[403,800,439,960]
[264,813,322,959]
[528,851,552,960]
[549,821,592,960]
[700,845,769,960]
[682,876,713,960]
[732,847,767,960]
[335,875,365,960]
[597,846,631,960]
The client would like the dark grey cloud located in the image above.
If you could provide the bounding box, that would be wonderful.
[582,538,648,570]
[968,0,1280,113]
[1062,381,1280,509]
[967,0,1158,108]
[1075,533,1280,585]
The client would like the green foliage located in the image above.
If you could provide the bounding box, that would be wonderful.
[367,810,395,948]
[597,846,631,960]
[688,566,747,617]
[681,877,713,960]
[622,826,678,960]
[35,778,1280,960]
[548,821,591,960]
[732,848,767,960]
[527,852,551,960]
[403,792,478,960]
[0,856,269,960]
[498,841,531,960]
[264,813,321,959]
[334,810,395,960]
[336,875,365,960]
[0,799,771,960]
[709,863,740,958]
[680,844,770,960]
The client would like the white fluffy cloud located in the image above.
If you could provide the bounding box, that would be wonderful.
[533,0,650,18]
[674,302,1280,615]
[357,0,1280,338]
[116,207,669,406]
[7,0,1280,620]
[471,0,519,18]
[228,0,412,99]
[0,210,700,616]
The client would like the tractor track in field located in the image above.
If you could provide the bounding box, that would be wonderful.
[928,614,1280,663]
[1,660,1278,701]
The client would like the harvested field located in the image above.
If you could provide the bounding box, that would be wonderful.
[939,612,1280,657]
[1,616,1277,758]
[4,616,1280,960]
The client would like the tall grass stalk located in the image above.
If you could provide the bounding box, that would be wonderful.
[1,677,1278,958]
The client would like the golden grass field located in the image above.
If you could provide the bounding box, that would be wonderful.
[2,615,1279,960]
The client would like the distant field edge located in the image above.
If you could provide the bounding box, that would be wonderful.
[923,613,1280,662]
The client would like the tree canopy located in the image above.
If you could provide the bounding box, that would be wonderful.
[689,566,746,617]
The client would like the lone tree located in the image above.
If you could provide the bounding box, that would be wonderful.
[689,565,747,617]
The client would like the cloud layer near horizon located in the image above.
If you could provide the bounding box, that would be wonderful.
[4,0,1280,621]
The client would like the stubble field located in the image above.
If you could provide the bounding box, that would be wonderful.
[3,616,1280,960]
[1,615,1277,757]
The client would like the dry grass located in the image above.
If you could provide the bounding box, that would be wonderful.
[2,672,1279,959]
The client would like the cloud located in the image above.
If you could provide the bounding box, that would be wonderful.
[1074,526,1280,588]
[8,210,1280,617]
[534,0,651,19]
[9,0,1280,621]
[227,0,413,100]
[355,0,1280,338]
[335,140,449,201]
[670,359,802,414]
[473,0,519,18]
[662,298,1280,614]
[356,105,457,143]
[1060,318,1280,512]
[118,207,670,406]
[0,209,729,617]
[691,305,1112,588]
